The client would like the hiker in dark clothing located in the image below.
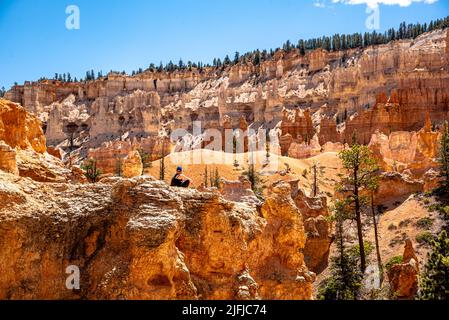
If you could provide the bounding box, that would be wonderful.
[170,166,192,188]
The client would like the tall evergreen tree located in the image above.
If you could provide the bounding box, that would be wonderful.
[419,231,449,300]
[214,167,220,188]
[159,140,166,181]
[318,200,363,300]
[204,166,208,187]
[438,121,449,192]
[337,136,379,273]
[234,51,240,64]
[223,55,231,65]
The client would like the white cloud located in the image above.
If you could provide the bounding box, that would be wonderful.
[331,0,438,9]
[314,0,327,8]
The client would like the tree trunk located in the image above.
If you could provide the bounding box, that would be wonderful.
[371,192,383,286]
[354,166,366,273]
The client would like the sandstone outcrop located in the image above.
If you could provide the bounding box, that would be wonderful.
[47,147,63,160]
[219,176,260,205]
[0,99,46,154]
[287,134,321,159]
[5,30,448,163]
[369,126,441,178]
[289,180,332,274]
[121,150,143,178]
[375,172,424,205]
[388,239,419,299]
[0,141,18,175]
[88,137,169,175]
[0,99,85,183]
[0,173,315,300]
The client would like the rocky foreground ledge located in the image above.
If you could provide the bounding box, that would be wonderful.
[0,173,317,300]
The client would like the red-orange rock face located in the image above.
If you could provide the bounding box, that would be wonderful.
[0,99,46,154]
[4,30,448,162]
[88,137,169,176]
[388,239,419,299]
[290,181,332,274]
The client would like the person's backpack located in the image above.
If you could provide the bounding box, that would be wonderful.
[170,174,182,187]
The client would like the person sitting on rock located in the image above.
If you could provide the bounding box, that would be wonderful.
[170,166,192,188]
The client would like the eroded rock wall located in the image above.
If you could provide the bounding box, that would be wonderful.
[5,30,448,158]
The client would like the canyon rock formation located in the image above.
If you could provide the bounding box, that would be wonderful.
[0,102,318,300]
[388,239,419,299]
[0,99,85,183]
[1,27,449,301]
[369,121,441,178]
[121,150,143,178]
[289,180,332,274]
[219,176,261,205]
[3,30,448,170]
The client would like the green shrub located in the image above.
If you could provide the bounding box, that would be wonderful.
[442,206,449,216]
[385,255,403,272]
[419,231,449,300]
[416,217,434,230]
[416,231,434,245]
[81,158,102,183]
[348,241,374,262]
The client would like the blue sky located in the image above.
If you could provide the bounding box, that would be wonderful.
[0,0,447,89]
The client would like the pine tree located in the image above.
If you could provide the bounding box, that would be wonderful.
[419,231,449,300]
[298,39,306,56]
[318,200,363,300]
[214,167,220,188]
[253,50,260,66]
[310,161,325,197]
[438,121,449,192]
[244,153,264,200]
[138,148,152,175]
[337,135,380,273]
[204,166,208,187]
[223,55,231,65]
[159,140,166,181]
[115,159,122,177]
[81,159,102,183]
[234,51,240,64]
